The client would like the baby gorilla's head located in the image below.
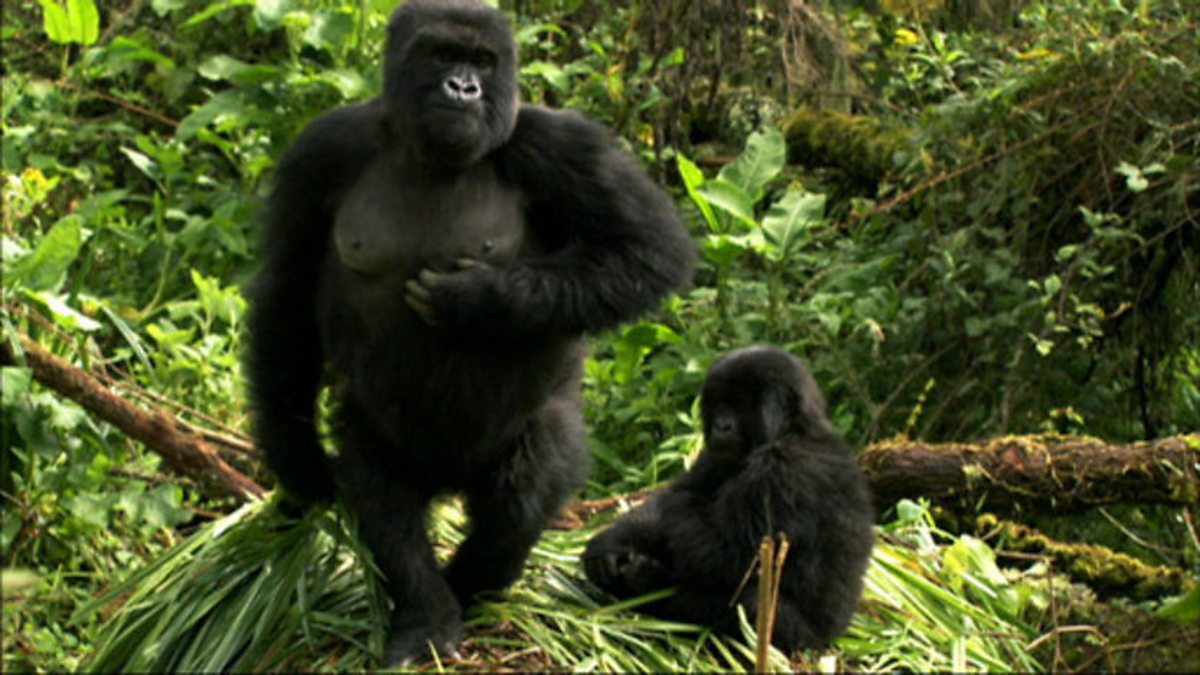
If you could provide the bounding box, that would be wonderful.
[700,346,835,456]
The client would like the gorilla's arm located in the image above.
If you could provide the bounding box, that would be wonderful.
[423,106,696,336]
[582,495,676,597]
[245,104,377,505]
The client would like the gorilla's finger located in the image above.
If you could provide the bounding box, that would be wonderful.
[455,257,487,270]
[404,292,439,326]
[405,279,433,303]
[418,268,444,286]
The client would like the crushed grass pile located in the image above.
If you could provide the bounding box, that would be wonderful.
[79,496,1044,672]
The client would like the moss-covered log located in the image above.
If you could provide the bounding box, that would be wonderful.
[858,434,1199,512]
[779,107,910,183]
[976,514,1197,601]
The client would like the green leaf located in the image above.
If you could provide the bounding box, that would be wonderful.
[523,61,570,92]
[675,155,720,233]
[1,367,32,406]
[1158,586,1200,624]
[760,187,824,259]
[696,179,756,230]
[702,234,747,267]
[177,91,252,141]
[1115,161,1149,193]
[253,0,291,28]
[138,485,193,529]
[22,290,102,332]
[151,0,188,16]
[964,316,988,337]
[8,215,87,290]
[717,126,786,204]
[38,0,99,45]
[184,0,254,27]
[38,0,71,43]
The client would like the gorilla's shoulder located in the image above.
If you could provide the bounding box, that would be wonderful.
[281,99,385,170]
[506,105,611,159]
[496,105,616,190]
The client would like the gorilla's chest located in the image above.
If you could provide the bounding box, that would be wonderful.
[332,157,528,279]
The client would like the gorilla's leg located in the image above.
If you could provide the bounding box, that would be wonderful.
[333,403,462,664]
[445,398,587,605]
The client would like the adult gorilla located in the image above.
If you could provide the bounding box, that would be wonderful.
[245,0,694,664]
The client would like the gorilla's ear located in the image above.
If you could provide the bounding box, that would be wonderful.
[761,385,792,442]
[790,373,837,439]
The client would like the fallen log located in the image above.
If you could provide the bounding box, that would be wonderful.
[779,107,909,184]
[2,333,264,503]
[859,434,1199,512]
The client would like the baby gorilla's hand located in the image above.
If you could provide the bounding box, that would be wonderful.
[584,547,670,597]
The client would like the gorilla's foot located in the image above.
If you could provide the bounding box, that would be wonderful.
[383,617,463,668]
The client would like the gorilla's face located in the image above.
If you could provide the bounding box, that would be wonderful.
[701,346,832,455]
[383,0,518,167]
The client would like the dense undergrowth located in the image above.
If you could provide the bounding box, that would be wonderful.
[2,0,1197,671]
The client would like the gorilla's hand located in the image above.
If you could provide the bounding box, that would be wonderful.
[584,547,671,597]
[404,257,496,327]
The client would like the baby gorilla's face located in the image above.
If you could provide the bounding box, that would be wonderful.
[703,384,791,456]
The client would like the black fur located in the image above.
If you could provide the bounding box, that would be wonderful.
[244,0,694,664]
[582,346,874,652]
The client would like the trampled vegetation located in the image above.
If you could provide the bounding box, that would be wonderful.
[3,0,1197,671]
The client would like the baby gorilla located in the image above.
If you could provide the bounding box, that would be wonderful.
[583,346,874,651]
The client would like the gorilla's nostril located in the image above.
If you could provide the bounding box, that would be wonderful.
[445,75,482,102]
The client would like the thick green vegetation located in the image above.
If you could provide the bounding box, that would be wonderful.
[2,0,1197,671]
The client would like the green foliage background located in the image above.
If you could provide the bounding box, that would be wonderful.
[2,0,1197,670]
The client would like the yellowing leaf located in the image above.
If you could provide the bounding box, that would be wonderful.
[894,28,919,46]
[1017,47,1055,60]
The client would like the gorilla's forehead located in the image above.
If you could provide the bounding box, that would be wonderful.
[708,347,807,381]
[389,0,509,35]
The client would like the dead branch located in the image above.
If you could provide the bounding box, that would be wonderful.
[2,332,264,503]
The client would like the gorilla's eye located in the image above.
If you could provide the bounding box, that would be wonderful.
[470,49,497,68]
[712,413,737,436]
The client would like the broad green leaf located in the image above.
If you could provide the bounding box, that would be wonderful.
[177,91,252,140]
[39,0,99,45]
[1158,586,1200,624]
[523,61,570,92]
[104,37,177,68]
[675,155,720,233]
[761,187,824,260]
[717,126,786,203]
[8,215,86,290]
[702,234,748,267]
[38,0,71,43]
[318,69,368,100]
[253,0,291,28]
[67,0,99,44]
[22,290,102,332]
[696,179,756,230]
[1,367,32,406]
